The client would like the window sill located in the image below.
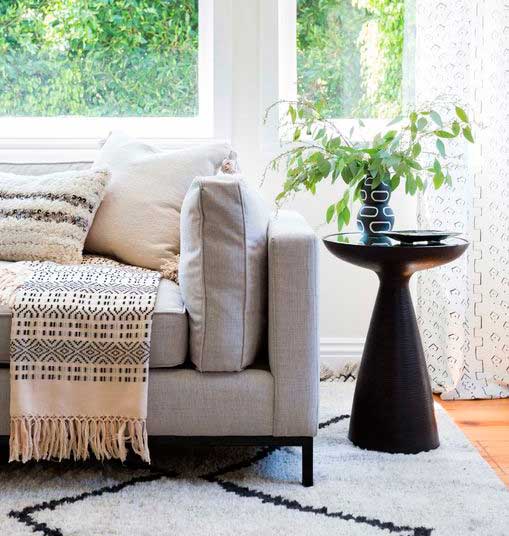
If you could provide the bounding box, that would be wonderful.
[0,136,229,163]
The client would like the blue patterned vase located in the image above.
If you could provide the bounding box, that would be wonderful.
[356,176,395,237]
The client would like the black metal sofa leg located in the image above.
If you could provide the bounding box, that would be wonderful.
[302,437,313,487]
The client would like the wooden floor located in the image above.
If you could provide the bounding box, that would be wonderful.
[436,395,509,487]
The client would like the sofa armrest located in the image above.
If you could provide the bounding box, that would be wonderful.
[268,210,319,436]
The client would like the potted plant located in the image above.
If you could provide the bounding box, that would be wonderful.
[264,100,474,237]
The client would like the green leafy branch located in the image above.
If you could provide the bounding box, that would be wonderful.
[264,99,474,231]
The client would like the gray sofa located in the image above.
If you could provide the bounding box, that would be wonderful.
[0,162,319,486]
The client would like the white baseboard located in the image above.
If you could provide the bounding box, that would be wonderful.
[320,337,364,370]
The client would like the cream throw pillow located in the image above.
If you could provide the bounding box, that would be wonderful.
[86,132,233,271]
[0,168,109,264]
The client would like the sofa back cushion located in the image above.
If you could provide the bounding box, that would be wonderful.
[180,175,270,372]
[85,131,233,273]
[0,167,109,264]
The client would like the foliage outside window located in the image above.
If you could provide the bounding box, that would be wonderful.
[0,0,199,117]
[297,0,404,119]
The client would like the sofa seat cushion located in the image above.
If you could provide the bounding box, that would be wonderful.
[0,263,188,368]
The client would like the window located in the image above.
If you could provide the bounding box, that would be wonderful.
[0,0,219,141]
[296,0,404,119]
[0,0,199,117]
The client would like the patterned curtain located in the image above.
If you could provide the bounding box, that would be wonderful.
[415,1,509,399]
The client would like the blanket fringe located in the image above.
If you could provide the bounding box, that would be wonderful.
[160,254,179,283]
[0,262,34,307]
[9,416,150,464]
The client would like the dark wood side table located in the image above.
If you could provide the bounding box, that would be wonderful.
[323,233,469,454]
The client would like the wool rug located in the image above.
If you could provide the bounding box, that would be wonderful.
[0,382,508,536]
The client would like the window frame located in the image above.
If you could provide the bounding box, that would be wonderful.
[0,0,232,150]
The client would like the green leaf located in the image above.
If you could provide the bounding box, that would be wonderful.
[337,212,345,231]
[389,133,403,152]
[435,130,455,139]
[315,128,326,140]
[341,165,353,184]
[390,174,401,190]
[326,204,335,224]
[463,126,474,143]
[405,174,417,195]
[433,158,442,174]
[451,121,461,136]
[436,138,446,157]
[342,206,351,226]
[289,105,296,124]
[333,159,345,181]
[455,106,469,122]
[407,159,422,170]
[416,117,428,130]
[308,152,324,164]
[411,143,421,158]
[433,172,444,189]
[384,130,398,141]
[327,136,343,151]
[353,180,364,201]
[293,128,301,141]
[318,159,331,177]
[380,170,391,185]
[429,110,443,127]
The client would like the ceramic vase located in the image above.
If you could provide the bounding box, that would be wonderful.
[356,176,395,237]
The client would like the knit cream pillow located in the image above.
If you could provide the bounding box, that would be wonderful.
[85,131,234,272]
[0,169,109,264]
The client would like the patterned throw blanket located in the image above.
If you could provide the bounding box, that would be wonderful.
[5,258,160,463]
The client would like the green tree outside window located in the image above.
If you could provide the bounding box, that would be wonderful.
[297,0,404,118]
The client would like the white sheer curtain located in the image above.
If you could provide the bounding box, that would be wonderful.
[415,1,509,399]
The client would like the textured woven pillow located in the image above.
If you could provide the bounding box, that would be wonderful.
[85,131,234,272]
[0,169,109,264]
[179,175,270,372]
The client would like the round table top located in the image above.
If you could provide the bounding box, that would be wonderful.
[323,232,468,249]
[323,232,469,274]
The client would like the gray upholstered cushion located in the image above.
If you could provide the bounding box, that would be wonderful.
[146,367,274,436]
[0,263,187,369]
[0,366,274,436]
[180,175,270,372]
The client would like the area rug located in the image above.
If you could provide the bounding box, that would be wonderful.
[0,382,508,536]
